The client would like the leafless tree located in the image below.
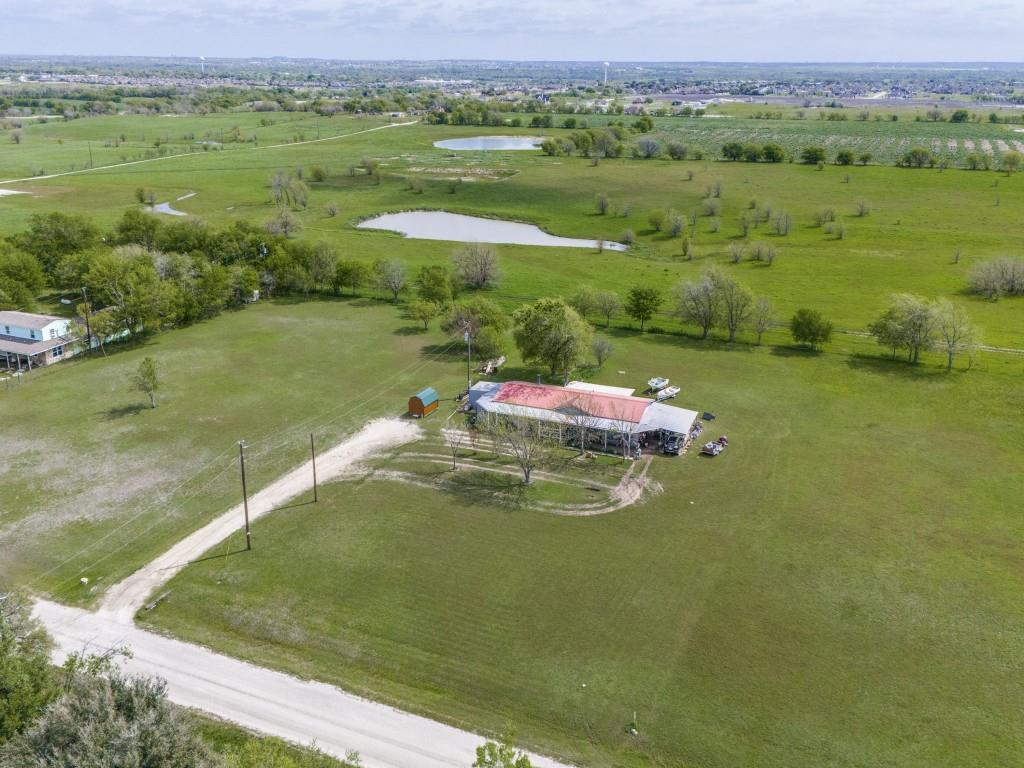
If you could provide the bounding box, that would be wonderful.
[933,299,979,371]
[561,397,603,456]
[753,296,775,345]
[673,272,719,339]
[712,270,754,342]
[373,258,407,302]
[594,290,621,327]
[595,192,610,215]
[479,409,558,484]
[443,420,468,470]
[452,243,501,290]
[591,336,613,367]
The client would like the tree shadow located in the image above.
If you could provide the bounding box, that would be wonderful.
[444,468,528,507]
[845,353,947,380]
[103,403,147,420]
[769,344,821,358]
[418,342,467,362]
[394,325,427,336]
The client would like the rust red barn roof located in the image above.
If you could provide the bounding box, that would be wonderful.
[492,381,651,424]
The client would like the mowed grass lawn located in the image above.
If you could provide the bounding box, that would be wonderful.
[0,298,466,603]
[144,331,1024,768]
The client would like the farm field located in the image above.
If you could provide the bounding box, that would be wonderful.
[142,330,1024,768]
[2,117,1023,347]
[3,110,1024,768]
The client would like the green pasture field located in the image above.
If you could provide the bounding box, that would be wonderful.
[0,299,466,603]
[142,330,1024,768]
[2,112,1024,767]
[0,112,389,180]
[1,117,1023,347]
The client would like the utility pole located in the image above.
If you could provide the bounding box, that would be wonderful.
[310,432,318,503]
[80,286,92,353]
[238,441,252,551]
[464,328,472,392]
[87,141,93,169]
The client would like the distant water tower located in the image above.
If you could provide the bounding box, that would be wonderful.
[603,62,609,86]
[200,56,206,75]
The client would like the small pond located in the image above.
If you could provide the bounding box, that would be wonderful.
[433,136,544,151]
[358,211,626,251]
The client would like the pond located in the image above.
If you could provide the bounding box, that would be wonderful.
[433,136,544,151]
[358,211,626,251]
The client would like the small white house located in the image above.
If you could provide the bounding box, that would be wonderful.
[0,310,79,370]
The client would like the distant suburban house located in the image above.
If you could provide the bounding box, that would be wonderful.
[0,310,79,370]
[469,380,698,456]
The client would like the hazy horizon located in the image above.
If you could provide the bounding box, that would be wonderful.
[3,0,1023,63]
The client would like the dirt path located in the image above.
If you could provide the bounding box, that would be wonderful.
[97,418,420,623]
[0,121,418,186]
[35,600,569,768]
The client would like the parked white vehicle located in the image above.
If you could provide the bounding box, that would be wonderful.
[647,376,669,391]
[656,385,680,401]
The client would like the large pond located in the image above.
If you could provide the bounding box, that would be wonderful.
[358,211,626,251]
[433,136,544,151]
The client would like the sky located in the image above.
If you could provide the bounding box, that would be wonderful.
[1,0,1023,62]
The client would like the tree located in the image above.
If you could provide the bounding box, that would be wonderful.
[443,421,468,470]
[265,210,303,237]
[968,256,1024,299]
[3,669,215,768]
[479,409,556,486]
[950,109,970,123]
[442,296,509,340]
[415,264,457,305]
[0,590,55,744]
[858,151,873,166]
[790,308,833,350]
[868,294,936,364]
[899,147,936,168]
[722,142,744,161]
[373,258,407,302]
[800,146,827,164]
[761,143,785,163]
[634,138,661,159]
[114,207,161,250]
[513,298,592,380]
[752,296,775,344]
[132,356,160,408]
[594,290,621,328]
[8,212,100,274]
[591,336,613,367]
[595,193,610,215]
[474,325,508,360]
[334,258,370,296]
[835,149,855,166]
[647,209,666,232]
[452,243,500,290]
[1001,151,1022,174]
[712,269,754,342]
[89,307,122,356]
[672,272,719,339]
[86,246,162,335]
[624,286,661,331]
[569,285,597,320]
[408,299,440,330]
[666,141,688,160]
[933,299,978,371]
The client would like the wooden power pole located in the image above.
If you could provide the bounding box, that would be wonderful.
[238,441,252,550]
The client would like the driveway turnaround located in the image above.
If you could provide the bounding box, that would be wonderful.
[35,600,569,768]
